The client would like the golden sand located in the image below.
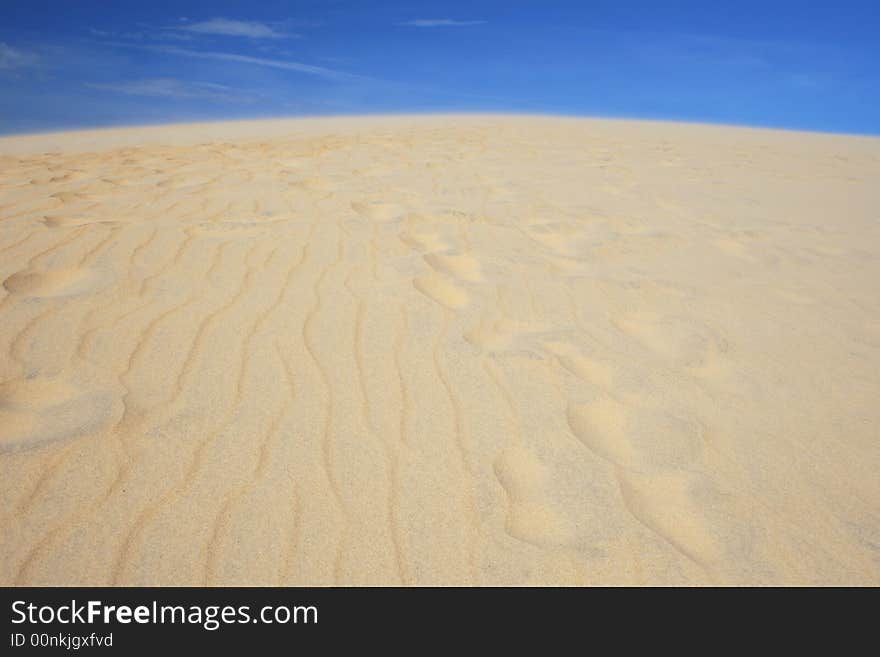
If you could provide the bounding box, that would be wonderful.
[1,115,878,585]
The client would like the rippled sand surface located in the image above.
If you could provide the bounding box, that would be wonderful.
[1,116,878,585]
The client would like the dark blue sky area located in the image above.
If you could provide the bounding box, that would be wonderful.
[1,1,878,135]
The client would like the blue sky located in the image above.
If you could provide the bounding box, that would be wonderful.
[1,1,878,135]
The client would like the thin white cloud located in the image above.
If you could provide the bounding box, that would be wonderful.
[151,45,355,80]
[399,19,486,27]
[88,26,197,42]
[0,43,39,70]
[178,18,286,38]
[88,78,257,103]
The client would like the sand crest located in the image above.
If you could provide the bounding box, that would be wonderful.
[1,116,878,585]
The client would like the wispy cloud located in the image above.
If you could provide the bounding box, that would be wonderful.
[88,26,196,42]
[398,19,486,28]
[147,45,356,80]
[177,18,287,39]
[88,78,257,103]
[0,43,40,70]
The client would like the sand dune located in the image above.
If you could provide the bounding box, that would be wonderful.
[0,115,878,585]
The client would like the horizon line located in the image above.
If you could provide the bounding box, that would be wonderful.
[2,110,879,144]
